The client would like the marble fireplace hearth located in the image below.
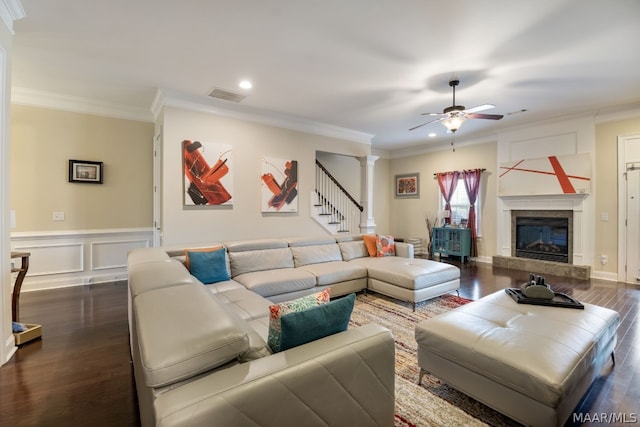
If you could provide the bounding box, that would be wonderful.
[492,255,591,280]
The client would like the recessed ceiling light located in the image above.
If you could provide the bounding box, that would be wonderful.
[428,133,437,138]
[239,80,253,90]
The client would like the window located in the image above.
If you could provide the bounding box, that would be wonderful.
[441,178,482,236]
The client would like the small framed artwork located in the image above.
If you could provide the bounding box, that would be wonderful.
[395,172,419,198]
[69,159,103,184]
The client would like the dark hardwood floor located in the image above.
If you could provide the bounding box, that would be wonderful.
[1,262,638,427]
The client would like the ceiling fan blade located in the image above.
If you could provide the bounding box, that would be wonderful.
[467,113,504,120]
[419,112,443,116]
[465,104,495,114]
[409,117,442,131]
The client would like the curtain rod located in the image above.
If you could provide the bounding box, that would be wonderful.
[433,168,486,177]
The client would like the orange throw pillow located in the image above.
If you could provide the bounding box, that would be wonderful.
[363,234,378,257]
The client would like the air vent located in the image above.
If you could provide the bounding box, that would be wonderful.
[208,87,246,103]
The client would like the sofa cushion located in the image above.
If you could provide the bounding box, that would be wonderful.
[338,240,369,261]
[134,283,249,388]
[267,289,331,352]
[233,268,317,297]
[129,259,198,298]
[225,238,289,252]
[298,260,367,286]
[290,243,342,267]
[287,236,337,247]
[279,293,356,352]
[228,247,294,277]
[209,287,272,321]
[186,247,229,284]
[209,293,272,362]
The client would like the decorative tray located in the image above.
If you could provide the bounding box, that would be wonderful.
[505,288,584,309]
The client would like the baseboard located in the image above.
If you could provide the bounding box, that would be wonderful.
[19,271,129,292]
[590,270,619,282]
[2,334,17,365]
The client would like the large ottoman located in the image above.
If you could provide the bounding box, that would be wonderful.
[415,290,619,427]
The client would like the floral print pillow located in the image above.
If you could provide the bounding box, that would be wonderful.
[376,234,395,257]
[267,288,331,352]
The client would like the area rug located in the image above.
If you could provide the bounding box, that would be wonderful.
[349,293,521,427]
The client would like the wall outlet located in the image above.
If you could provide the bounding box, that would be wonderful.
[52,211,65,221]
[600,254,608,265]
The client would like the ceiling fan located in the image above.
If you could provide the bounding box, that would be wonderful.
[409,79,503,133]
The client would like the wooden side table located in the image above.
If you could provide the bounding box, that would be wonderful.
[11,251,41,344]
[11,251,30,322]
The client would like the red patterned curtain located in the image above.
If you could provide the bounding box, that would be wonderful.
[436,171,459,224]
[462,169,482,257]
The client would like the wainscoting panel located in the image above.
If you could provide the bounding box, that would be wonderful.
[11,228,153,291]
[12,243,84,276]
[91,239,149,271]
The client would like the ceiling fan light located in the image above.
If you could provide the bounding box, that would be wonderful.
[442,115,466,133]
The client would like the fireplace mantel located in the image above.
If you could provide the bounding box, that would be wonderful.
[497,193,591,268]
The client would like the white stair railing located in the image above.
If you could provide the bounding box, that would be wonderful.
[314,160,363,234]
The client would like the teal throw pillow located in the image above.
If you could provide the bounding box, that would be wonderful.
[278,293,356,352]
[186,247,229,284]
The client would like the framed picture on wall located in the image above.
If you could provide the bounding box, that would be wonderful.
[261,157,298,212]
[182,140,233,206]
[68,159,103,184]
[395,172,419,198]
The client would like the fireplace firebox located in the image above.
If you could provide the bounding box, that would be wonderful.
[511,210,573,264]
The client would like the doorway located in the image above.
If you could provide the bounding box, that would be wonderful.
[625,164,640,283]
[618,134,640,283]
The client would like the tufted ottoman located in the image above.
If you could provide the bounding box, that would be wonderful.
[415,290,619,427]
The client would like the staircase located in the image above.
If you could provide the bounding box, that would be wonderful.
[312,160,363,234]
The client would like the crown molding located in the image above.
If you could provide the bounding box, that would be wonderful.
[0,0,25,34]
[153,88,373,146]
[11,87,154,122]
[593,104,640,124]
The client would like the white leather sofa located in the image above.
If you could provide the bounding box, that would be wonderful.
[128,246,395,427]
[167,235,461,307]
[128,234,460,426]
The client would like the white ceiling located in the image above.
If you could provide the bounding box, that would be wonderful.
[11,0,640,152]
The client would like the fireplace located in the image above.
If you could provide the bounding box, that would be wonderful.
[511,210,573,264]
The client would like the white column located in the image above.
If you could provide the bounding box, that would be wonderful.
[358,155,378,234]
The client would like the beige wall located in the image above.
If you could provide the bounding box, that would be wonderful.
[10,105,154,231]
[160,106,371,245]
[595,115,640,273]
[389,141,497,260]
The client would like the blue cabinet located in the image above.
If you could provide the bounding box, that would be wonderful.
[432,227,471,263]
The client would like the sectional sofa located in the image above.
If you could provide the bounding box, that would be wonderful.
[127,234,460,426]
